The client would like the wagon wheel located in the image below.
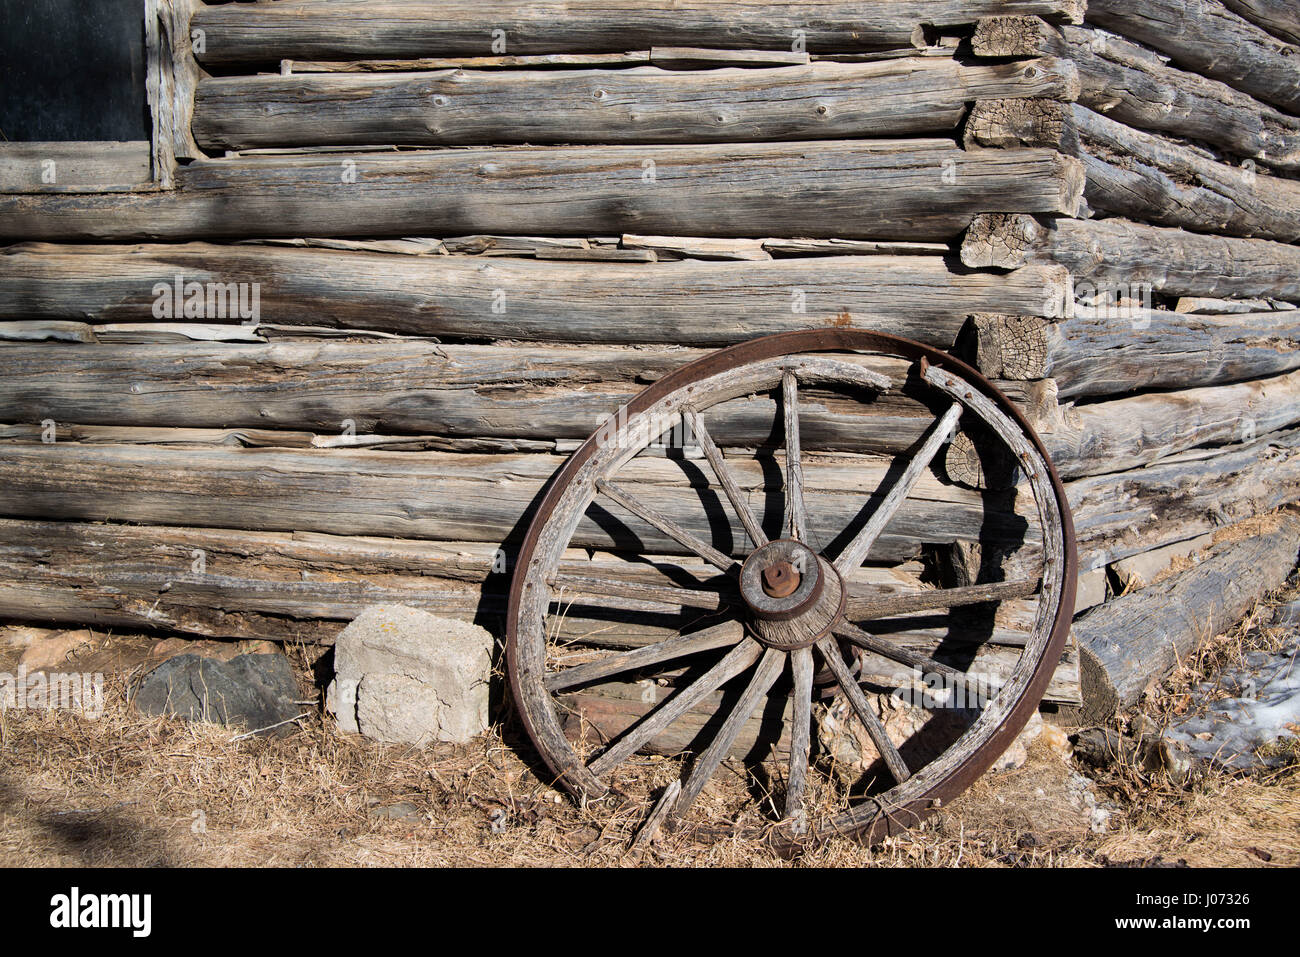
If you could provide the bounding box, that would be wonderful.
[507,330,1076,851]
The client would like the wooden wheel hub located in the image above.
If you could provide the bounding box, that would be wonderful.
[740,540,845,650]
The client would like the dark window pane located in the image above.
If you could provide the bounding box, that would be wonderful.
[0,0,148,142]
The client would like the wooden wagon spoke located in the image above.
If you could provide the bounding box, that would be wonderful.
[684,408,768,549]
[547,573,730,611]
[832,620,995,708]
[845,577,1042,620]
[673,647,787,821]
[782,370,808,542]
[544,620,743,692]
[588,637,763,777]
[783,646,815,833]
[833,400,964,574]
[596,479,739,575]
[815,636,911,784]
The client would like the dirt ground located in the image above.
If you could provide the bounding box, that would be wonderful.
[1,589,1297,868]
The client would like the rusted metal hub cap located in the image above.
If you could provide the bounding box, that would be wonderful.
[762,561,800,598]
[740,540,822,621]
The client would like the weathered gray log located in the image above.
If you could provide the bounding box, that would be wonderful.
[146,0,206,180]
[1221,0,1300,44]
[967,310,1300,398]
[3,424,1296,587]
[1075,106,1300,243]
[286,52,655,72]
[1109,532,1215,594]
[1044,368,1300,478]
[0,517,941,642]
[1060,24,1300,171]
[0,143,153,193]
[964,98,1078,152]
[1174,296,1296,314]
[1086,0,1300,115]
[0,343,1061,455]
[0,443,1034,563]
[1067,427,1300,573]
[0,141,1084,243]
[962,214,1300,300]
[1074,511,1300,721]
[0,243,1069,345]
[0,515,1081,704]
[193,58,1078,150]
[190,0,1084,65]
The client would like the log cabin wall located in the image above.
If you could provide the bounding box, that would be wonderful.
[1,0,1298,720]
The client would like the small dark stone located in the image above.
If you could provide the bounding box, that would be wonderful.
[132,653,302,735]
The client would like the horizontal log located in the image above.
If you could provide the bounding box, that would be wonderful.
[1045,368,1300,478]
[190,0,1084,65]
[1174,297,1296,314]
[192,57,1078,151]
[0,243,1069,345]
[0,343,1061,455]
[0,141,1085,242]
[0,142,153,193]
[4,423,1297,594]
[1221,0,1300,44]
[1086,0,1300,114]
[1067,426,1300,572]
[1109,532,1215,594]
[0,519,735,641]
[968,310,1300,398]
[1061,25,1300,171]
[0,515,1080,704]
[1075,511,1300,721]
[962,214,1300,300]
[286,52,655,72]
[0,443,1036,565]
[1075,106,1300,243]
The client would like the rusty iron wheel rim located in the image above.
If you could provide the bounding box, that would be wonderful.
[506,330,1078,854]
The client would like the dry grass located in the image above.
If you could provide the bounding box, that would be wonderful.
[2,576,1298,867]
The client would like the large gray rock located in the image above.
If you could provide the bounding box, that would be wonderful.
[326,605,493,745]
[133,651,302,735]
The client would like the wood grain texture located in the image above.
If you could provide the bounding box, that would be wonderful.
[0,143,152,193]
[969,310,1300,399]
[1045,369,1300,478]
[190,0,1084,65]
[1076,106,1300,243]
[1074,511,1300,720]
[1221,0,1300,45]
[1086,0,1300,114]
[192,57,1078,150]
[1066,426,1300,573]
[0,243,1069,344]
[0,141,1084,242]
[1061,25,1300,171]
[0,517,929,639]
[0,443,1034,563]
[962,214,1300,300]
